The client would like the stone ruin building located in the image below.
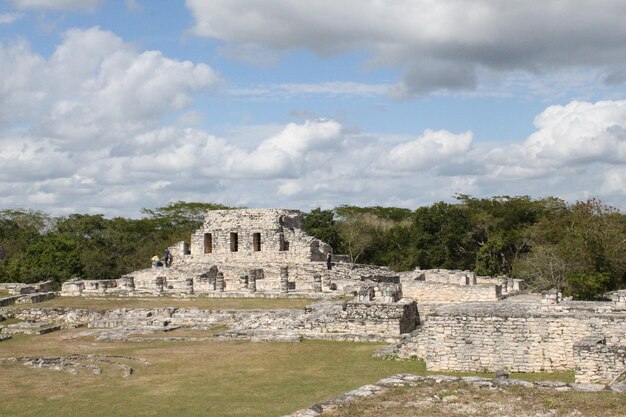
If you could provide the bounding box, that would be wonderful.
[62,208,399,297]
[1,208,624,388]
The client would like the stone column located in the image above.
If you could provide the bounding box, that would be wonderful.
[248,269,257,293]
[280,266,289,293]
[216,272,225,292]
[118,275,135,291]
[468,272,477,285]
[458,273,469,286]
[185,277,194,294]
[312,273,322,293]
[507,278,514,293]
[323,271,332,290]
[500,277,508,294]
[155,276,164,293]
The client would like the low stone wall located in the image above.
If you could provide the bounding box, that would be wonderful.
[4,307,102,327]
[0,296,21,307]
[89,307,253,328]
[14,292,56,304]
[344,300,418,334]
[574,337,626,384]
[396,302,626,373]
[3,300,417,340]
[0,281,53,295]
[401,280,501,302]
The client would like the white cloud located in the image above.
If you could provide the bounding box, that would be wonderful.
[227,120,343,177]
[186,0,626,96]
[11,0,102,11]
[0,134,77,182]
[522,101,626,165]
[0,27,220,145]
[601,167,626,195]
[0,12,23,24]
[386,129,473,171]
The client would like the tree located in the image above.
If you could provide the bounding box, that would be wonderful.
[513,244,576,292]
[410,202,476,270]
[457,195,562,275]
[303,208,341,249]
[7,233,83,287]
[513,198,626,299]
[0,209,52,282]
[335,213,380,264]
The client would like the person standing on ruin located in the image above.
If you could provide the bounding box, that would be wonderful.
[163,248,172,267]
[326,252,332,270]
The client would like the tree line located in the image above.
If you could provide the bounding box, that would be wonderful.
[304,196,626,300]
[1,196,624,300]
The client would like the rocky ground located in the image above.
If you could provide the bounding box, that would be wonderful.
[286,374,626,417]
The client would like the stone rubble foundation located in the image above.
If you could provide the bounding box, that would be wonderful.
[282,372,623,417]
[0,354,151,377]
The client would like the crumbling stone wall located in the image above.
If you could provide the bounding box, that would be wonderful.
[344,300,418,334]
[4,307,102,327]
[574,337,626,384]
[0,281,52,295]
[399,269,523,302]
[3,299,418,340]
[401,280,501,302]
[396,302,626,373]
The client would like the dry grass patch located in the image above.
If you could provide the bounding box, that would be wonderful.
[23,295,314,310]
[321,381,626,417]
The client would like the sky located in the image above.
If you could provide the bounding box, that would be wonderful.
[1,0,626,217]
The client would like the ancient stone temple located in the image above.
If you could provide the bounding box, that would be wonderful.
[190,209,331,263]
[63,208,395,296]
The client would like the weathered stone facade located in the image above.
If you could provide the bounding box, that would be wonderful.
[0,281,56,307]
[574,337,626,384]
[399,269,524,302]
[190,209,330,262]
[395,301,626,377]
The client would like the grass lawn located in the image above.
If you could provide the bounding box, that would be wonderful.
[0,330,423,417]
[17,296,315,310]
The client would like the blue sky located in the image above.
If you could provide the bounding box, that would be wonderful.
[2,0,626,216]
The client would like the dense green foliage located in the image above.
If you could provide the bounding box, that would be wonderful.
[0,202,226,288]
[304,196,626,300]
[1,197,624,299]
